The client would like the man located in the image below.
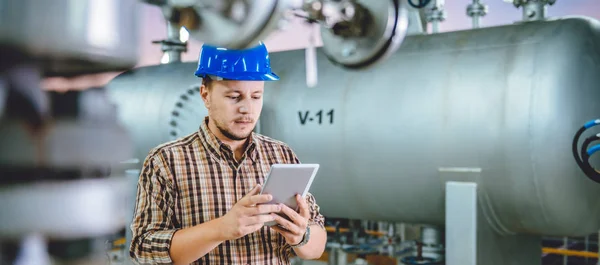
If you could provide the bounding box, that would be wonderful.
[129,42,327,265]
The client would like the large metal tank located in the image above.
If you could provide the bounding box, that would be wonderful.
[107,62,207,161]
[107,16,600,237]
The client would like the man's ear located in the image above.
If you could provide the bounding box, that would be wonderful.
[200,84,210,109]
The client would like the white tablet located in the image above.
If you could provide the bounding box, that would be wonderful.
[259,163,319,226]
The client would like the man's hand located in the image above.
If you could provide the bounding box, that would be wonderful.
[218,185,281,241]
[270,194,310,245]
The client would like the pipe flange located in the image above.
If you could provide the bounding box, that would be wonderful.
[152,39,188,53]
[512,0,556,8]
[168,85,205,140]
[467,2,488,17]
[319,0,409,69]
[425,7,446,23]
[171,0,293,49]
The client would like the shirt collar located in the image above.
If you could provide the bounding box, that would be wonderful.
[198,116,258,163]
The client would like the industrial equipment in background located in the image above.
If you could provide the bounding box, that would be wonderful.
[572,119,600,184]
[142,0,410,69]
[142,0,411,89]
[508,0,556,21]
[0,0,414,264]
[3,0,599,265]
[106,0,600,264]
[259,14,600,265]
[0,0,139,264]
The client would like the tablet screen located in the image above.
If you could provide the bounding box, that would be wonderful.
[259,164,319,226]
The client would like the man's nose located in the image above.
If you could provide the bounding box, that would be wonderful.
[239,102,250,113]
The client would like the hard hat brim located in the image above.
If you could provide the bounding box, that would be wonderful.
[196,72,279,81]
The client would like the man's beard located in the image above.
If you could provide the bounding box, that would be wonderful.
[216,121,253,141]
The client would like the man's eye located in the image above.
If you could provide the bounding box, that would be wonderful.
[227,96,239,99]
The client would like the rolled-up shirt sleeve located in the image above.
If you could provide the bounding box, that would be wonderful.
[129,151,179,264]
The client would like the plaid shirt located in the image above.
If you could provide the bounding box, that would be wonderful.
[130,117,325,265]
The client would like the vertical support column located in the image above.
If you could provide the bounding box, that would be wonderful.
[327,243,347,265]
[584,235,589,264]
[563,237,568,265]
[446,181,477,265]
[441,168,542,265]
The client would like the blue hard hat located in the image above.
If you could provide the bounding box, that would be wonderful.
[194,41,279,81]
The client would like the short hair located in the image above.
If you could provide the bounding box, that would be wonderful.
[202,76,213,90]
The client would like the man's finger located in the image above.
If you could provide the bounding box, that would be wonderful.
[245,214,277,226]
[240,185,267,206]
[240,185,261,202]
[252,204,281,215]
[270,225,294,238]
[279,204,303,227]
[242,185,261,198]
[247,194,274,206]
[296,194,310,219]
[272,213,302,235]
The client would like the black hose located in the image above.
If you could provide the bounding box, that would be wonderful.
[572,126,588,171]
[572,120,600,183]
[580,134,600,182]
[580,134,599,164]
[407,0,432,9]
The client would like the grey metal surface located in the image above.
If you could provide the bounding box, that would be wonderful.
[512,0,556,22]
[445,179,541,265]
[0,1,138,263]
[106,17,600,237]
[446,181,477,265]
[0,120,132,168]
[0,87,132,168]
[0,0,139,75]
[319,0,408,68]
[261,16,600,237]
[106,62,207,161]
[0,178,129,239]
[171,0,295,49]
[404,2,426,35]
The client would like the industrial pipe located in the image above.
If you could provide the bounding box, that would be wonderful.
[153,7,188,64]
[424,0,444,33]
[466,0,487,28]
[511,0,556,22]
